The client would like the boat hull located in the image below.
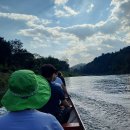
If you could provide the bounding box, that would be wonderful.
[62,96,86,130]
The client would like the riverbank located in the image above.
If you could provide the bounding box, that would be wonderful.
[0,72,10,106]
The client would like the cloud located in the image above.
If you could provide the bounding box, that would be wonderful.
[110,0,130,25]
[56,41,91,66]
[86,3,94,13]
[96,19,120,34]
[30,37,49,48]
[17,0,130,65]
[24,0,130,66]
[27,19,51,28]
[62,24,96,39]
[0,12,38,21]
[54,5,79,17]
[63,6,79,16]
[0,0,130,66]
[0,12,51,28]
[56,0,130,42]
[0,4,10,11]
[54,9,68,17]
[60,19,120,40]
[18,25,79,50]
[54,0,69,5]
[124,32,130,44]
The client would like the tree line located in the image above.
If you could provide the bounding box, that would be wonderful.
[0,37,69,73]
[72,46,130,75]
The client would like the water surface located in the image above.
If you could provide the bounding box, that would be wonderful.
[65,75,130,130]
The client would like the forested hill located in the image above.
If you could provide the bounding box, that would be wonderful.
[0,37,69,73]
[75,46,130,75]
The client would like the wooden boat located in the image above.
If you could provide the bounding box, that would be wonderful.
[62,96,86,130]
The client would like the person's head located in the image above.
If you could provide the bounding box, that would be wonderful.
[58,71,62,77]
[1,70,51,111]
[40,64,57,82]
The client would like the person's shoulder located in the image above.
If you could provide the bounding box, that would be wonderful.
[56,77,62,82]
[50,83,64,94]
[46,114,64,130]
[56,77,61,80]
[56,77,63,84]
[35,111,61,123]
[50,82,60,88]
[33,110,54,120]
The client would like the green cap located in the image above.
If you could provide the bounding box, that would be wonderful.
[1,70,51,111]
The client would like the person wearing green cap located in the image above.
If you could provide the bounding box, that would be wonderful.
[0,70,63,130]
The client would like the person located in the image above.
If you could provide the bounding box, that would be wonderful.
[38,64,71,124]
[0,70,63,130]
[57,71,68,96]
[52,74,63,87]
[0,107,7,116]
[57,71,66,87]
[52,71,68,96]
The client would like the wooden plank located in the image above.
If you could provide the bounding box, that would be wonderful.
[62,123,81,130]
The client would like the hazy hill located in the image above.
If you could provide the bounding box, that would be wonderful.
[70,63,86,71]
[74,46,130,75]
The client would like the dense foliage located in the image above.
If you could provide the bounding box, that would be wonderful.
[0,37,69,73]
[72,46,130,75]
[0,36,70,103]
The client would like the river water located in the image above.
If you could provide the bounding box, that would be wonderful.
[65,75,130,130]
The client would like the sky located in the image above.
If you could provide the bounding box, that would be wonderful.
[0,0,130,67]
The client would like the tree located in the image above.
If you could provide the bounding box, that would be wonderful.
[10,39,23,54]
[0,37,11,66]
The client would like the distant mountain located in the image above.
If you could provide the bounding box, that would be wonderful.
[70,63,86,71]
[74,46,130,75]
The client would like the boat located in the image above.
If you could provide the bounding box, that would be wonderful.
[62,95,86,130]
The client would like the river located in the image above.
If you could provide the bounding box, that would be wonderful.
[65,74,130,130]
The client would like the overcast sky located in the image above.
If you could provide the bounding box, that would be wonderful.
[0,0,130,66]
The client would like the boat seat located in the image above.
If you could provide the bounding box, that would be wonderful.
[62,123,80,130]
[65,96,69,99]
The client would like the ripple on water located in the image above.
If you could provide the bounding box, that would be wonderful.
[70,92,130,130]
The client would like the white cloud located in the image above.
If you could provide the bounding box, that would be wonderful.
[56,0,130,44]
[110,0,130,24]
[56,18,120,40]
[63,6,79,16]
[0,12,51,28]
[55,9,67,17]
[30,37,48,48]
[18,0,130,65]
[17,0,130,65]
[27,19,51,28]
[1,0,130,66]
[18,27,52,38]
[86,3,94,13]
[54,0,69,5]
[54,6,79,17]
[125,32,130,44]
[0,12,38,21]
[56,42,91,66]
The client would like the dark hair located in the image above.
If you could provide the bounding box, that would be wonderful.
[58,72,62,77]
[40,64,57,78]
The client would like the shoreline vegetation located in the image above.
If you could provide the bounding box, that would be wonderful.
[0,36,74,106]
[0,36,130,106]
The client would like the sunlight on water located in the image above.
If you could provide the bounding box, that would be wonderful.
[65,75,130,130]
